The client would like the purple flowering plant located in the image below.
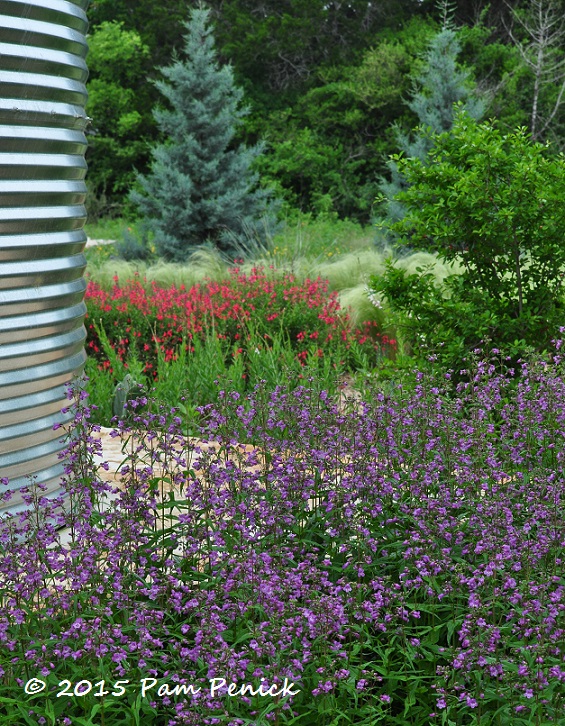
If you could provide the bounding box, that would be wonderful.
[0,346,564,725]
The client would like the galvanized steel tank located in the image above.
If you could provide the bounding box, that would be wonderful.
[0,0,90,514]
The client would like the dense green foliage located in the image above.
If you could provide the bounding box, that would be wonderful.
[86,0,545,222]
[254,16,437,221]
[85,21,151,215]
[370,111,565,372]
[129,8,277,261]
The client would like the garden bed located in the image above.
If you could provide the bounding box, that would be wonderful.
[2,354,565,725]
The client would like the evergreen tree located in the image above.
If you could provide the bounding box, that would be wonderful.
[129,6,277,261]
[378,23,485,227]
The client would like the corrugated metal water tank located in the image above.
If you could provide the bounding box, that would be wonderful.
[0,0,90,514]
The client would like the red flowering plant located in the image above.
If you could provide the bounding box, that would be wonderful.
[85,266,396,382]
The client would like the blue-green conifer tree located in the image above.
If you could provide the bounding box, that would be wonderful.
[130,7,277,261]
[378,23,485,227]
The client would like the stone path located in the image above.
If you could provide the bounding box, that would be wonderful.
[57,427,265,545]
[90,426,263,488]
[88,371,364,486]
[56,423,345,551]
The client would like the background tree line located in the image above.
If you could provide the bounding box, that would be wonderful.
[85,0,565,224]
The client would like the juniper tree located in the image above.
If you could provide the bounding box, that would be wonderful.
[130,6,277,261]
[378,24,485,228]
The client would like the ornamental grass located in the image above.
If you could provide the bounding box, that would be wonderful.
[1,349,564,725]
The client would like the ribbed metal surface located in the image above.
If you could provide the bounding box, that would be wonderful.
[0,0,90,514]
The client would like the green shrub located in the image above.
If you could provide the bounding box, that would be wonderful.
[372,111,565,372]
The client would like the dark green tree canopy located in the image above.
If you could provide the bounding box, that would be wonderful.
[210,0,432,95]
[86,21,151,209]
[89,0,187,67]
[85,0,560,221]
